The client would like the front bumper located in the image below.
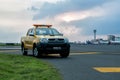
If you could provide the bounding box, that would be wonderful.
[36,43,70,53]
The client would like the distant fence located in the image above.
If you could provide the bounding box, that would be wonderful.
[6,43,15,45]
[0,43,20,46]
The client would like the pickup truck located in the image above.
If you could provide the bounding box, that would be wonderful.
[21,24,70,58]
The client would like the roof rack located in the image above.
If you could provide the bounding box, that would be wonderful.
[33,24,52,28]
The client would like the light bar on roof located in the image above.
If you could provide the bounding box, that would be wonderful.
[33,24,52,28]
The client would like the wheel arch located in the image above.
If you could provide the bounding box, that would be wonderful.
[21,42,24,47]
[33,43,37,48]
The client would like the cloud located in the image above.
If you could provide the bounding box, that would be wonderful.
[55,7,105,22]
[0,0,120,42]
[0,0,31,12]
[61,0,120,36]
[32,0,111,20]
[31,0,65,3]
[0,0,33,42]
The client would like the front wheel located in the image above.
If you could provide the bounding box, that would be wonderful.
[33,46,40,57]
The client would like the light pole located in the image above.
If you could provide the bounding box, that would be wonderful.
[93,29,96,40]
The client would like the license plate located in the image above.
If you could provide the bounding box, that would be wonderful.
[53,47,61,50]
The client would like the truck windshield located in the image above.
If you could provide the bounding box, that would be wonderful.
[36,28,61,36]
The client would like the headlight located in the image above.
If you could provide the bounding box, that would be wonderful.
[40,38,48,43]
[64,38,69,43]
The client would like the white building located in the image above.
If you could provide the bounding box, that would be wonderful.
[107,35,120,44]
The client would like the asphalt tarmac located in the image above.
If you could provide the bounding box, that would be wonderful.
[43,53,120,80]
[1,44,120,53]
[0,44,120,80]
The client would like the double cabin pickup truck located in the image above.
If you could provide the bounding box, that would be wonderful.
[21,24,70,58]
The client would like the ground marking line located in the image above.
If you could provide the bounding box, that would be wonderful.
[0,50,19,52]
[94,67,120,73]
[70,52,99,55]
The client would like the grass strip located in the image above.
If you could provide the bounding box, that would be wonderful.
[0,53,62,80]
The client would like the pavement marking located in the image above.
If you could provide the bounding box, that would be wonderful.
[94,67,120,73]
[42,52,98,56]
[70,52,99,55]
[0,50,19,52]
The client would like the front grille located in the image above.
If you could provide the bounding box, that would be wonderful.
[48,38,64,43]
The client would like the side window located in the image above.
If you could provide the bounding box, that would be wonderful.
[27,29,34,36]
[27,29,30,36]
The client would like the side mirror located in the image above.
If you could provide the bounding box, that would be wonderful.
[29,33,34,36]
[60,33,63,36]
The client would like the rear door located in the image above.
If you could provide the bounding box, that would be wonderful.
[25,29,34,48]
[28,29,35,49]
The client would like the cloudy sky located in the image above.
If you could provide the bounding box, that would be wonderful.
[0,0,120,43]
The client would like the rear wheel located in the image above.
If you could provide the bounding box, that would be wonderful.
[21,44,27,55]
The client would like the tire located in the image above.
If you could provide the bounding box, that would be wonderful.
[21,44,27,55]
[60,50,69,58]
[33,46,40,57]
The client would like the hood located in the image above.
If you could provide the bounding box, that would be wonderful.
[36,35,65,39]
